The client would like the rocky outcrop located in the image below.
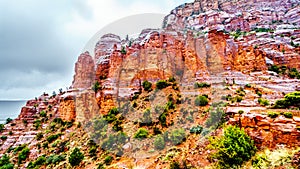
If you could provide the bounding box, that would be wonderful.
[72,52,95,89]
[58,95,76,122]
[75,89,99,122]
[229,112,300,148]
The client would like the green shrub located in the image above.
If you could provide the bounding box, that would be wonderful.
[39,111,47,118]
[27,155,46,169]
[134,128,149,139]
[0,154,14,169]
[273,99,290,109]
[46,154,66,165]
[238,110,244,114]
[258,98,270,106]
[6,118,12,124]
[141,109,152,125]
[18,147,30,164]
[252,148,296,168]
[257,91,262,97]
[190,125,203,134]
[13,144,26,153]
[195,95,209,106]
[283,112,293,118]
[245,84,251,88]
[33,120,41,130]
[210,125,257,168]
[0,135,7,141]
[121,46,127,54]
[36,132,43,141]
[194,82,211,88]
[284,92,300,107]
[142,80,152,92]
[69,147,84,166]
[154,135,165,150]
[205,107,226,128]
[268,112,279,118]
[92,81,101,93]
[46,134,59,143]
[101,132,127,151]
[168,77,176,83]
[159,113,167,127]
[89,146,97,157]
[169,128,186,145]
[0,124,4,132]
[104,156,113,165]
[156,80,169,89]
[166,101,175,110]
[170,161,181,169]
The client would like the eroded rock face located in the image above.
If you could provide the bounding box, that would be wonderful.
[75,89,99,122]
[58,95,76,122]
[72,52,95,89]
[230,112,300,148]
[95,33,121,61]
[69,0,299,118]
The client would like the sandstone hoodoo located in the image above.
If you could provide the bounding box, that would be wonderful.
[1,0,300,168]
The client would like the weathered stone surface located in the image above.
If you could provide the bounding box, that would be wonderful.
[58,95,76,122]
[231,112,300,148]
[75,89,99,122]
[72,52,95,89]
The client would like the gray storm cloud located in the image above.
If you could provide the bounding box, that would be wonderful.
[0,0,186,100]
[0,0,92,99]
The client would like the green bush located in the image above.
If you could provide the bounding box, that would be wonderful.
[18,147,30,164]
[0,154,14,169]
[154,135,165,150]
[142,80,152,91]
[245,84,251,88]
[46,154,66,165]
[205,107,226,128]
[104,156,113,165]
[46,134,59,143]
[141,109,152,125]
[273,92,300,108]
[39,111,47,118]
[134,128,149,139]
[283,112,293,118]
[6,118,12,124]
[159,113,167,127]
[27,155,46,169]
[121,46,127,54]
[284,92,300,107]
[238,110,245,114]
[258,98,270,106]
[170,161,181,169]
[268,112,279,118]
[13,144,26,153]
[169,128,186,145]
[0,124,4,132]
[92,81,101,93]
[195,95,209,106]
[89,146,97,157]
[166,101,175,110]
[36,132,43,141]
[190,125,203,134]
[210,125,257,168]
[273,99,289,109]
[69,147,84,166]
[33,120,41,130]
[0,135,7,141]
[156,80,169,89]
[194,82,211,88]
[101,132,127,151]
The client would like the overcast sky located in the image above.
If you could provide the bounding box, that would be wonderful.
[0,0,190,100]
